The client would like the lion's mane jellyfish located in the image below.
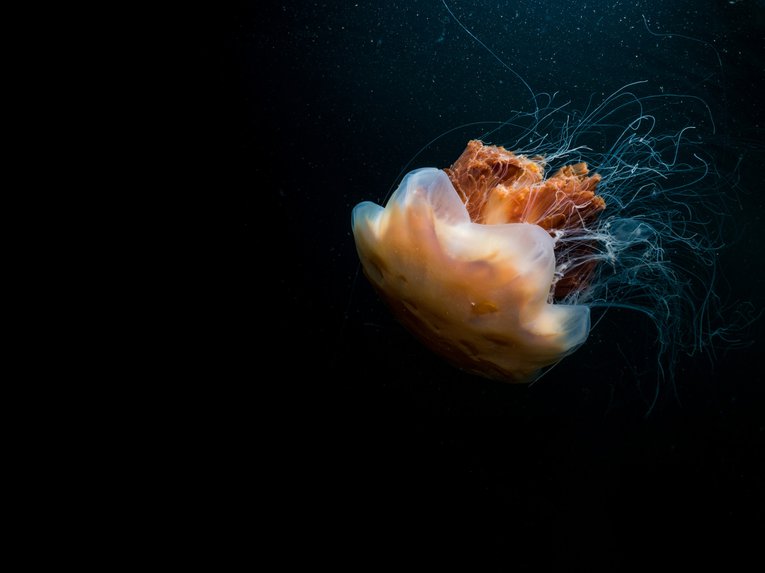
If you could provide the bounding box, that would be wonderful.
[351,60,742,390]
[352,140,606,382]
[349,2,744,392]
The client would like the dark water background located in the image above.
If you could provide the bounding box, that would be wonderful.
[215,0,764,565]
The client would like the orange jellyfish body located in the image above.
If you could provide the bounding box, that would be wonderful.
[351,140,605,382]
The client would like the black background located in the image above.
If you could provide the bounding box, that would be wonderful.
[210,1,764,566]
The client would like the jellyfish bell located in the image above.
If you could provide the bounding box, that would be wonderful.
[351,140,606,382]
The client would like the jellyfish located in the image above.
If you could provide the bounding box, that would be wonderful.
[351,84,733,387]
[352,140,605,382]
